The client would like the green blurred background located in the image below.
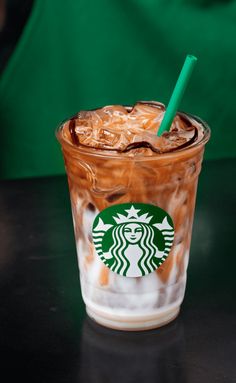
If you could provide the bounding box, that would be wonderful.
[1,0,236,179]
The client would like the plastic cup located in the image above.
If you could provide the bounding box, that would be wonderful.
[56,110,210,331]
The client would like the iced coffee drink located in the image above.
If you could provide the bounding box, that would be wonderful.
[56,101,210,330]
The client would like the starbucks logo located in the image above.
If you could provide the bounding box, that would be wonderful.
[92,203,174,277]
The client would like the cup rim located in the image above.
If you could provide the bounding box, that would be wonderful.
[56,109,211,162]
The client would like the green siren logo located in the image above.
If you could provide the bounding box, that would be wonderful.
[92,203,174,277]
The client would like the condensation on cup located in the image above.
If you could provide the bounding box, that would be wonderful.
[56,101,210,331]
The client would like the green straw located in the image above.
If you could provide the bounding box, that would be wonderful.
[157,54,198,136]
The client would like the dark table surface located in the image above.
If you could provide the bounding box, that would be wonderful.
[0,159,235,383]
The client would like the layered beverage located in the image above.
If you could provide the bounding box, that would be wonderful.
[56,101,210,330]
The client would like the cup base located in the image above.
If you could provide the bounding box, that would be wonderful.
[86,304,180,331]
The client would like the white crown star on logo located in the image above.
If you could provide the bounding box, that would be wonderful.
[113,205,153,224]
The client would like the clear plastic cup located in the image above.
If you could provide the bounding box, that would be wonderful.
[56,111,210,331]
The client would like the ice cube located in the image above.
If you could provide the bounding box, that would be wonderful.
[129,101,165,132]
[66,102,200,154]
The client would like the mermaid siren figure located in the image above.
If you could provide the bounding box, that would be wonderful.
[92,205,174,277]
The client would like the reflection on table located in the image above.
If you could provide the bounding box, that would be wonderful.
[78,316,187,383]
